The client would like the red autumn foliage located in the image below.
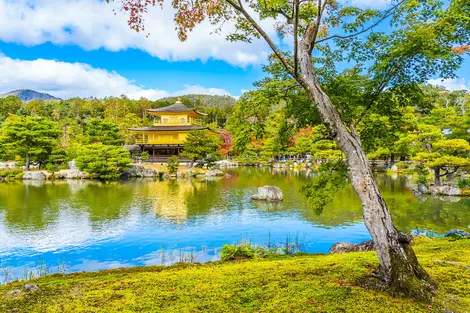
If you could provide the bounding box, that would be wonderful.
[452,45,470,55]
[218,130,233,157]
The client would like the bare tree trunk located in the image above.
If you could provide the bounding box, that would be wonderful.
[434,167,441,186]
[298,46,435,299]
[25,152,30,171]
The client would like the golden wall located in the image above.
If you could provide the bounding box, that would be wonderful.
[136,131,188,144]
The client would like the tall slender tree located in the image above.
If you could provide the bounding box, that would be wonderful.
[109,0,469,297]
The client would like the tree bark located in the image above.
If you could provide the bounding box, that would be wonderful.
[25,152,30,171]
[297,43,435,299]
[390,154,395,168]
[434,167,441,186]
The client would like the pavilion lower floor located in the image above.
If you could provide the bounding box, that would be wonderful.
[137,144,191,163]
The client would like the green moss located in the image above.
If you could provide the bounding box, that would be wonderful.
[1,238,469,312]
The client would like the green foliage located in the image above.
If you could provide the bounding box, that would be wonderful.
[0,115,61,169]
[0,96,22,122]
[1,238,469,312]
[85,118,124,146]
[414,163,430,186]
[166,155,179,174]
[300,161,349,213]
[45,148,68,172]
[203,154,217,169]
[220,244,268,261]
[181,130,221,162]
[457,178,470,189]
[0,168,23,179]
[75,144,132,180]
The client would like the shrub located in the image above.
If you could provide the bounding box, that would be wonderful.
[220,244,268,261]
[414,163,430,186]
[204,154,217,169]
[457,178,470,188]
[0,168,24,179]
[75,144,133,180]
[166,156,179,174]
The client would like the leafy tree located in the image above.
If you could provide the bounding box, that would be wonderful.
[45,148,68,173]
[0,96,22,122]
[300,161,349,213]
[166,155,179,174]
[112,0,470,296]
[414,139,470,186]
[75,144,132,180]
[181,130,221,165]
[85,118,124,146]
[218,130,233,158]
[0,115,60,170]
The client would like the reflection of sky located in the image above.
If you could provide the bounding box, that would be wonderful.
[1,206,370,281]
[1,169,468,282]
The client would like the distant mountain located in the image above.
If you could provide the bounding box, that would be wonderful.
[159,94,237,108]
[0,89,61,102]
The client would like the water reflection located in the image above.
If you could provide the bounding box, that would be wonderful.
[0,168,469,282]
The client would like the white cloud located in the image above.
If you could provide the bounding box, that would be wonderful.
[427,78,470,91]
[0,0,275,67]
[0,54,232,99]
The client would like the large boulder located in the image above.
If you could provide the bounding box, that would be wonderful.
[329,240,374,254]
[22,172,46,180]
[252,186,283,201]
[205,169,224,177]
[417,184,428,194]
[54,169,86,179]
[123,165,156,178]
[432,185,461,196]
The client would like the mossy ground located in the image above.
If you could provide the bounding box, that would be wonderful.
[1,238,469,312]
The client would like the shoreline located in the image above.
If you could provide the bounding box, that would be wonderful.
[1,237,469,312]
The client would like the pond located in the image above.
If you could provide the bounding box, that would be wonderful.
[1,167,469,282]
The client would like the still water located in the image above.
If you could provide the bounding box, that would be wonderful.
[0,168,469,282]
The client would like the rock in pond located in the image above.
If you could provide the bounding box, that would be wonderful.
[22,172,46,180]
[329,240,374,254]
[431,185,461,196]
[54,169,86,179]
[122,165,156,178]
[251,186,283,201]
[444,229,469,237]
[417,184,428,194]
[205,169,224,177]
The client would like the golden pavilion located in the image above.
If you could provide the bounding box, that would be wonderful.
[128,99,211,162]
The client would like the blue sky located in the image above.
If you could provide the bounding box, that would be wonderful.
[0,0,468,100]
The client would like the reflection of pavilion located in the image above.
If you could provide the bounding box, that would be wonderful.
[150,181,199,222]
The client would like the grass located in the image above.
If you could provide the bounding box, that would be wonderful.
[1,237,469,313]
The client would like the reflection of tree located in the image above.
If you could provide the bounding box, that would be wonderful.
[71,181,136,222]
[0,180,138,231]
[0,181,70,230]
[0,170,469,237]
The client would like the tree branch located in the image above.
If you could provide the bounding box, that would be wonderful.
[440,167,459,177]
[226,0,295,76]
[293,0,299,77]
[310,0,328,51]
[316,0,405,45]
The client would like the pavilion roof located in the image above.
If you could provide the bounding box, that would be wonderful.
[147,100,207,116]
[128,125,209,131]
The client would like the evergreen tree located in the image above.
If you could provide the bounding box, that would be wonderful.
[181,130,221,165]
[0,115,60,170]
